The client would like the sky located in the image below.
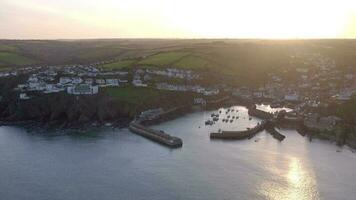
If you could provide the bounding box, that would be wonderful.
[1,0,356,39]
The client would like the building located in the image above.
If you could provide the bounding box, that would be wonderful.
[203,88,219,96]
[334,90,354,101]
[139,108,164,120]
[15,84,27,91]
[43,84,63,93]
[19,93,30,100]
[194,98,206,105]
[304,114,342,132]
[67,84,99,95]
[59,77,72,84]
[72,77,83,84]
[284,94,299,102]
[106,79,119,86]
[85,78,94,84]
[132,79,147,87]
[345,74,354,80]
[96,79,105,85]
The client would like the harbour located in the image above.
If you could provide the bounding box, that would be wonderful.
[1,106,356,200]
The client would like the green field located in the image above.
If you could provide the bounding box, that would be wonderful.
[0,52,36,65]
[105,86,165,104]
[138,52,188,66]
[173,55,209,70]
[0,44,17,52]
[101,60,136,70]
[0,66,11,71]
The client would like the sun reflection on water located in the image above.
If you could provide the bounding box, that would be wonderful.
[259,157,319,200]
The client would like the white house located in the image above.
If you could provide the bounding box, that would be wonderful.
[15,84,27,91]
[334,93,352,101]
[284,94,299,102]
[203,88,219,96]
[72,77,83,84]
[67,84,99,95]
[85,78,94,84]
[28,76,38,82]
[194,98,206,105]
[19,93,30,100]
[296,68,309,73]
[59,77,72,84]
[132,79,147,87]
[96,79,105,85]
[139,108,163,120]
[345,74,354,80]
[106,79,119,86]
[43,84,62,93]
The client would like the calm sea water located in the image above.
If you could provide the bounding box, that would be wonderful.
[1,106,356,200]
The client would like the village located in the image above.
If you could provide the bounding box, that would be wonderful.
[7,62,220,100]
[0,51,355,140]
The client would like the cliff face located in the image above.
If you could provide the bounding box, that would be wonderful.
[0,84,196,128]
[0,93,134,127]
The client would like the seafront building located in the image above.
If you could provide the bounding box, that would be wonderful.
[67,84,99,95]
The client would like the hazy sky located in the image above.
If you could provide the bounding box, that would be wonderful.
[1,0,356,39]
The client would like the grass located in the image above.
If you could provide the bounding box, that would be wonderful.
[0,52,36,65]
[101,60,136,70]
[173,55,209,70]
[0,66,11,71]
[138,51,188,66]
[0,44,17,52]
[137,51,212,70]
[105,86,164,104]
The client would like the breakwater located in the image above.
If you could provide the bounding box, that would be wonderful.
[265,124,286,141]
[139,106,191,126]
[128,105,187,148]
[210,121,267,140]
[248,106,274,120]
[129,121,183,148]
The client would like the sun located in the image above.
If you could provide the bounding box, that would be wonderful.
[1,0,356,39]
[165,0,355,39]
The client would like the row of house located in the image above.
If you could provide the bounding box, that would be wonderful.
[140,68,200,80]
[155,83,219,96]
[67,85,99,95]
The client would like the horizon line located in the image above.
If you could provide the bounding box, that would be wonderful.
[1,37,356,41]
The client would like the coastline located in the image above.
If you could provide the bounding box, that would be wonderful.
[1,96,356,150]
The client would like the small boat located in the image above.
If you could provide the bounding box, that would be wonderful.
[211,113,219,117]
[205,120,213,125]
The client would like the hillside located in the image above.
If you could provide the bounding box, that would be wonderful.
[1,39,356,87]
